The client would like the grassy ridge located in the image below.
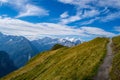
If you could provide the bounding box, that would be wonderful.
[51,44,66,50]
[1,37,108,80]
[110,36,120,80]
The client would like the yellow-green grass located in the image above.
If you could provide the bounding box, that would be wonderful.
[1,37,108,80]
[110,36,120,80]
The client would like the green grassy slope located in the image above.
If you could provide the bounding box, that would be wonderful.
[1,37,108,80]
[110,36,120,80]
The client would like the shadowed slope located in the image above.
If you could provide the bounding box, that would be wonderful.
[0,51,17,78]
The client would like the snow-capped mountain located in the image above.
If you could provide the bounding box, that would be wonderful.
[0,32,81,67]
[0,33,81,68]
[0,33,81,77]
[31,37,81,52]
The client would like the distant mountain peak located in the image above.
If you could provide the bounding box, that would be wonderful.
[31,37,81,53]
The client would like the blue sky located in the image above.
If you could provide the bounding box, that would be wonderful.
[0,0,120,41]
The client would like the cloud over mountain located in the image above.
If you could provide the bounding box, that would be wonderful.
[0,17,115,40]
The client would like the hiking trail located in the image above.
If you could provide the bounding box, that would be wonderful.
[94,38,113,80]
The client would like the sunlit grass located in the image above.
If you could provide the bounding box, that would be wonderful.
[110,36,120,80]
[1,37,108,80]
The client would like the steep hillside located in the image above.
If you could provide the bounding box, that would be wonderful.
[1,37,108,80]
[110,36,120,80]
[0,51,17,78]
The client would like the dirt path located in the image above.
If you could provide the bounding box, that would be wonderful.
[94,39,113,80]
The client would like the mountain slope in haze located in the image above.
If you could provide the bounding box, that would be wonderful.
[0,33,80,78]
[0,33,80,68]
[1,37,108,80]
[0,33,38,68]
[110,36,120,80]
[0,51,17,78]
[31,37,81,52]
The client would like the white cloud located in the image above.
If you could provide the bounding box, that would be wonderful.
[60,9,100,24]
[58,0,120,24]
[0,17,85,39]
[60,12,69,18]
[81,17,100,25]
[0,0,8,5]
[16,4,48,18]
[0,0,48,18]
[82,9,100,18]
[58,0,94,8]
[98,0,120,9]
[58,0,73,4]
[0,17,115,40]
[58,0,98,24]
[100,11,120,22]
[81,27,115,37]
[0,0,7,3]
[58,0,120,9]
[60,13,81,24]
[114,26,120,32]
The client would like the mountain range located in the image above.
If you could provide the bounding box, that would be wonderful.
[1,35,120,80]
[0,32,81,77]
[31,37,81,52]
[1,37,108,80]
